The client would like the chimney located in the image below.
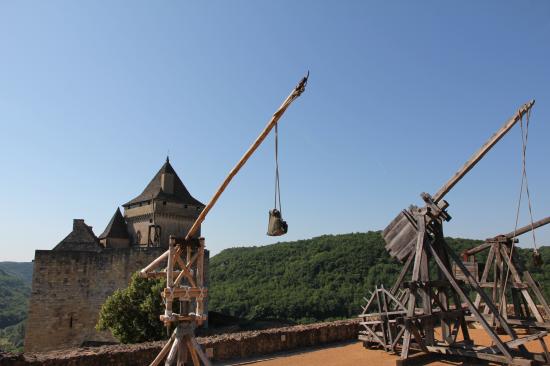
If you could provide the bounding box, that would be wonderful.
[73,219,85,230]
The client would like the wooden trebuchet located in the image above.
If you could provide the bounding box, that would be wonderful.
[361,101,550,366]
[459,216,550,330]
[139,74,308,366]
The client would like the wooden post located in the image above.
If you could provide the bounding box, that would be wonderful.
[401,211,426,359]
[504,215,550,239]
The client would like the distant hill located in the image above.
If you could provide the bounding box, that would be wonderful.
[208,231,549,324]
[0,321,25,353]
[0,262,33,286]
[0,264,31,353]
[0,268,30,329]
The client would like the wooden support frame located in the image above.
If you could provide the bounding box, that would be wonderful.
[147,236,210,366]
[463,217,550,330]
[360,100,547,365]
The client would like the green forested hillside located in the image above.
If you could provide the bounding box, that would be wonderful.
[209,232,398,323]
[0,262,33,286]
[208,232,549,324]
[0,269,30,329]
[0,267,31,353]
[0,321,25,353]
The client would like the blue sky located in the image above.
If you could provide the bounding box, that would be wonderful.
[1,1,549,262]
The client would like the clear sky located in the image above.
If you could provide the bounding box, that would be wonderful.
[1,1,549,262]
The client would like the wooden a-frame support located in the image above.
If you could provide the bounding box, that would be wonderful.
[147,236,211,366]
[461,216,550,330]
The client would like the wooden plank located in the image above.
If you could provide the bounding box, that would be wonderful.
[505,216,550,239]
[463,242,493,257]
[395,236,416,262]
[383,211,409,238]
[419,243,434,345]
[186,338,200,366]
[387,224,417,259]
[163,287,208,300]
[391,252,414,295]
[140,250,169,276]
[524,271,550,321]
[375,288,389,348]
[381,287,395,349]
[384,211,416,245]
[401,213,425,360]
[425,345,534,366]
[165,335,181,366]
[149,331,176,366]
[504,331,547,348]
[474,245,495,308]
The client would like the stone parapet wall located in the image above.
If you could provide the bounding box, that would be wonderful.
[6,320,359,366]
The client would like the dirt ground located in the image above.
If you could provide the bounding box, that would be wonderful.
[219,328,550,366]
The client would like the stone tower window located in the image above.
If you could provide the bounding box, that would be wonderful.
[69,315,73,328]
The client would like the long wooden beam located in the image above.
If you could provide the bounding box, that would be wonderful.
[433,100,535,203]
[184,73,309,241]
[505,215,550,239]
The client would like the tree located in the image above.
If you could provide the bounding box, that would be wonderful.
[96,272,167,343]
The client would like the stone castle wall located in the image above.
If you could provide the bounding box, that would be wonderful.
[24,247,166,352]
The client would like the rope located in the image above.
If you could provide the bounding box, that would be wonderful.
[500,109,538,310]
[274,123,282,214]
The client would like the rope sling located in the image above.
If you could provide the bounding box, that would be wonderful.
[267,123,288,236]
[499,109,541,314]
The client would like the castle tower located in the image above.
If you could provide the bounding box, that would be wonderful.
[122,157,204,248]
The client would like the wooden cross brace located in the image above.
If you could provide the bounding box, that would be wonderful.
[142,236,209,365]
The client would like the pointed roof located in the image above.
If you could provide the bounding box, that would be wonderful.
[53,219,102,252]
[99,208,129,240]
[123,157,204,208]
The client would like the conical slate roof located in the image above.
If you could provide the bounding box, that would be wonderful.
[123,158,204,208]
[99,207,129,240]
[53,219,102,252]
